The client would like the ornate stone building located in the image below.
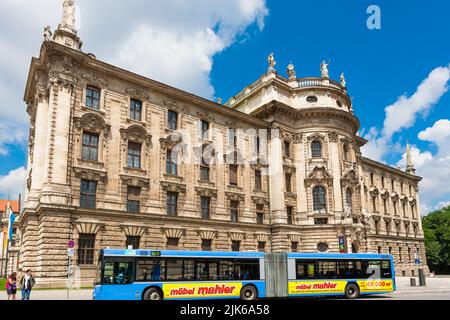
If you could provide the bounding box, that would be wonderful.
[18,1,428,287]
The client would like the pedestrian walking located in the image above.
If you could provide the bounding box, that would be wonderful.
[20,269,35,300]
[16,269,24,299]
[5,273,17,300]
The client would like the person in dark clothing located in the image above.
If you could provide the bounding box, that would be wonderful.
[20,269,35,300]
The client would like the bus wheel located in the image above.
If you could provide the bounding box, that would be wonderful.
[345,283,360,299]
[240,285,257,301]
[143,288,163,301]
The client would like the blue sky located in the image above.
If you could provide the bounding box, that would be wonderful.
[0,0,449,213]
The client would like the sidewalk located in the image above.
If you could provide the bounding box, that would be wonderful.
[395,277,450,293]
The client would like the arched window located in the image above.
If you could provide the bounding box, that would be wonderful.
[345,188,353,209]
[313,186,327,212]
[343,144,350,161]
[311,141,323,158]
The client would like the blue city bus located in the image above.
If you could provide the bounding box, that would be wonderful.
[93,249,395,300]
[93,249,266,300]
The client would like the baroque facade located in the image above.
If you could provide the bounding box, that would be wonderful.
[18,1,428,287]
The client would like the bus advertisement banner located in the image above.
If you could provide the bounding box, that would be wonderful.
[357,280,394,293]
[163,282,243,299]
[288,279,394,295]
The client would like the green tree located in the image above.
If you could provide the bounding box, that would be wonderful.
[423,206,450,274]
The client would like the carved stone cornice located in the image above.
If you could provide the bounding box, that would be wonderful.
[225,191,245,202]
[120,125,152,147]
[197,229,217,240]
[164,100,185,113]
[73,166,107,183]
[195,186,218,198]
[251,195,269,205]
[162,227,186,239]
[160,133,184,150]
[81,73,108,88]
[74,113,110,134]
[125,88,149,101]
[293,133,303,144]
[328,131,339,142]
[120,174,150,189]
[120,224,147,237]
[228,231,246,241]
[305,166,333,186]
[161,181,186,194]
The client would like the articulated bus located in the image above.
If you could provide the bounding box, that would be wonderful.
[93,249,395,300]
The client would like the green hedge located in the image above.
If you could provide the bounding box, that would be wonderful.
[0,278,5,291]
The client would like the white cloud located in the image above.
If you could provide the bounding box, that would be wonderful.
[0,167,26,200]
[435,201,450,210]
[362,65,450,162]
[397,119,450,215]
[0,122,27,156]
[0,0,269,156]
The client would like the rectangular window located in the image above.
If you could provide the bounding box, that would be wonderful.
[255,170,262,191]
[127,186,141,213]
[231,240,240,252]
[287,206,293,225]
[201,196,211,220]
[168,110,178,131]
[166,150,178,176]
[256,205,264,224]
[284,141,291,157]
[229,165,238,186]
[78,234,95,265]
[258,242,266,252]
[127,141,142,169]
[80,180,97,209]
[86,86,100,110]
[230,200,239,223]
[130,99,142,121]
[291,242,298,253]
[314,218,328,225]
[201,239,212,251]
[167,237,179,249]
[200,166,210,181]
[126,236,140,249]
[200,120,209,140]
[167,192,178,217]
[82,132,99,161]
[285,173,292,193]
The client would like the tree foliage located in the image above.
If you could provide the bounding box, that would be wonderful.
[423,206,450,274]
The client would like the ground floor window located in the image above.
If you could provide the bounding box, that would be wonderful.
[78,233,96,265]
[231,240,241,252]
[126,236,140,249]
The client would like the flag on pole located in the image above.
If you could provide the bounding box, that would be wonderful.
[6,202,16,241]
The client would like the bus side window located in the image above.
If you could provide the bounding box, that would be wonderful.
[381,260,392,279]
[183,260,195,281]
[136,258,166,282]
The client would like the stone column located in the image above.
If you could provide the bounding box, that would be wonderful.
[268,128,285,224]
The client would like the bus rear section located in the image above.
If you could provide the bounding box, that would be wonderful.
[284,253,396,299]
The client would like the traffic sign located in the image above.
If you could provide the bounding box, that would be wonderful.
[67,248,75,257]
[68,240,75,248]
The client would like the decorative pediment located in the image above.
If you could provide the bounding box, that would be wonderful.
[74,113,110,134]
[252,196,269,205]
[120,174,150,189]
[161,181,186,194]
[307,133,326,142]
[195,186,218,198]
[81,73,108,88]
[305,166,333,185]
[197,229,217,240]
[73,166,107,183]
[120,125,152,146]
[162,227,186,239]
[228,231,246,241]
[254,233,270,243]
[225,191,245,202]
[196,111,215,122]
[74,220,105,234]
[126,88,149,101]
[288,233,303,243]
[341,169,359,186]
[164,100,184,113]
[120,224,147,237]
[160,133,184,150]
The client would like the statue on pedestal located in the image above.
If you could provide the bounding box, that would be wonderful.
[43,26,53,42]
[287,62,296,79]
[340,72,346,88]
[268,53,276,71]
[320,60,329,78]
[60,0,76,32]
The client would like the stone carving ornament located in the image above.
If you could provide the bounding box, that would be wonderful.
[321,60,329,78]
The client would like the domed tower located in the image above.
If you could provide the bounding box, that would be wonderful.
[226,55,367,253]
